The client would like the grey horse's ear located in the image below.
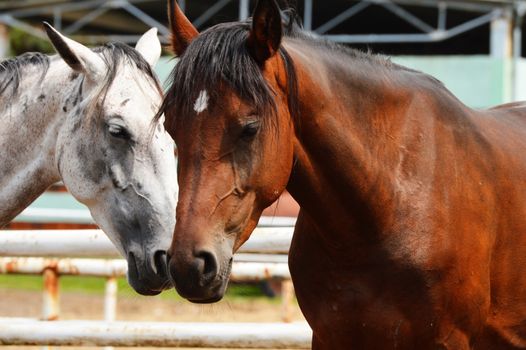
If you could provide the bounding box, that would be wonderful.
[43,22,105,80]
[135,27,161,67]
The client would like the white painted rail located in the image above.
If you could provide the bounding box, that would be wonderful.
[0,319,311,348]
[0,226,311,349]
[0,227,302,348]
[16,204,297,226]
[0,227,294,257]
[0,257,291,280]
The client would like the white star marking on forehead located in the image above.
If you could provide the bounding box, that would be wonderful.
[193,90,209,114]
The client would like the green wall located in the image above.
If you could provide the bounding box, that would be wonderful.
[392,56,513,109]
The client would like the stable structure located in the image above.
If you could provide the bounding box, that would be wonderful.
[0,0,524,56]
[1,1,525,106]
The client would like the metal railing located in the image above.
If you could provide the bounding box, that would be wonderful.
[0,226,312,348]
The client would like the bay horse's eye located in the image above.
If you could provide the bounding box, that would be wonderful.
[108,124,130,140]
[240,121,260,141]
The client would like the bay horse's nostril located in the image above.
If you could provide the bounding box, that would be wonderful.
[195,250,218,286]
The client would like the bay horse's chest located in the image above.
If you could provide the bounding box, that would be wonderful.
[288,212,497,349]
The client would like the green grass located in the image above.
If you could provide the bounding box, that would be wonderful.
[0,274,44,291]
[0,275,278,301]
[0,274,109,293]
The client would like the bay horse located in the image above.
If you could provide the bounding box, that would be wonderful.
[0,24,178,296]
[162,0,526,348]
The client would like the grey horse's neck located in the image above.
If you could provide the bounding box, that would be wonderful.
[0,56,76,226]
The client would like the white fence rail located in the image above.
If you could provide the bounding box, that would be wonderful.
[0,227,310,348]
[0,227,294,257]
[0,319,311,348]
[0,257,291,280]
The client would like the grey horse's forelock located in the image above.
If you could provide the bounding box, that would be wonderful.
[83,42,163,122]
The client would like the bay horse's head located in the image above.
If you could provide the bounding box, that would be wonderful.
[162,0,296,302]
[44,24,177,295]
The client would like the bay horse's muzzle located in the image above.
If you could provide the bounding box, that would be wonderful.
[126,249,171,296]
[167,249,229,303]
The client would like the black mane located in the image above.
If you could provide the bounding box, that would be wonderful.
[159,8,406,129]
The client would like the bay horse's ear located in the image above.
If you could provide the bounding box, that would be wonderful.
[167,0,198,56]
[247,0,282,64]
[43,22,105,80]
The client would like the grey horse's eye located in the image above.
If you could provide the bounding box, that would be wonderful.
[108,124,130,140]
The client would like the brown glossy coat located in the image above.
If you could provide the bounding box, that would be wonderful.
[163,0,526,348]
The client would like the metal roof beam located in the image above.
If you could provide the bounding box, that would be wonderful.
[315,2,370,34]
[376,0,435,33]
[0,14,46,39]
[192,0,232,29]
[324,8,500,43]
[121,1,170,35]
[63,6,109,34]
[4,0,156,19]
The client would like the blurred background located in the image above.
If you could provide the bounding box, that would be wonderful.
[0,0,525,347]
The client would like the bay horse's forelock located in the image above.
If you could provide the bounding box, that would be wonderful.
[164,5,526,349]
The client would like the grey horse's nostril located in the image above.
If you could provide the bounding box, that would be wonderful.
[153,250,168,276]
[127,251,139,279]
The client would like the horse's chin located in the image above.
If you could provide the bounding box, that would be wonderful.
[174,280,228,303]
[133,287,163,296]
[187,294,225,304]
[128,277,170,296]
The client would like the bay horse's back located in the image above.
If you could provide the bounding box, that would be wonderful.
[475,102,526,348]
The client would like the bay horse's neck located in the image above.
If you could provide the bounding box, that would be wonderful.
[0,58,76,225]
[285,40,470,243]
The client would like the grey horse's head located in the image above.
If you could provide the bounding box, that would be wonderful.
[45,24,177,295]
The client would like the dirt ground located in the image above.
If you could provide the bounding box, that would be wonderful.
[0,288,307,350]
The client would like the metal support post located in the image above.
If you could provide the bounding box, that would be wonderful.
[438,2,447,31]
[103,276,118,350]
[490,9,513,58]
[42,268,60,350]
[491,9,513,103]
[239,0,250,21]
[104,276,118,321]
[42,268,60,321]
[303,0,313,31]
[0,24,9,59]
[281,280,294,323]
[53,7,61,31]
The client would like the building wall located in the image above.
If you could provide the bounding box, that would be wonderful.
[393,56,513,108]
